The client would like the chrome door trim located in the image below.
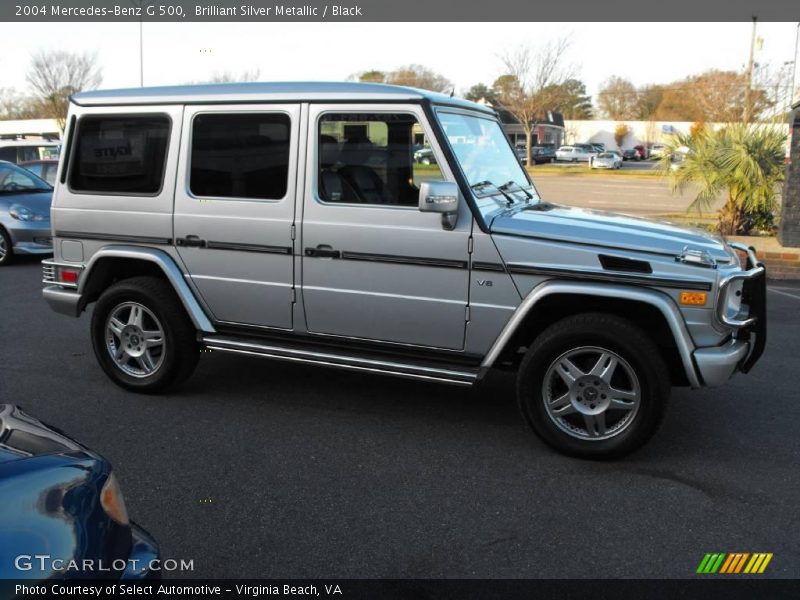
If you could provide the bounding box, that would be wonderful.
[203,335,478,386]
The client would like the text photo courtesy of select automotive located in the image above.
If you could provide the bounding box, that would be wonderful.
[1,5,800,596]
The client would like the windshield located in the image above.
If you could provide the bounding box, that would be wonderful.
[0,162,52,193]
[436,110,535,215]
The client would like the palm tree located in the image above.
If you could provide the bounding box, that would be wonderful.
[658,124,786,235]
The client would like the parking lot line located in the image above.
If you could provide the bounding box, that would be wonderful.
[768,287,800,301]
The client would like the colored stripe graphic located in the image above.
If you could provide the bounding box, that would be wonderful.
[697,553,727,573]
[699,552,772,574]
[734,553,750,573]
[719,554,736,574]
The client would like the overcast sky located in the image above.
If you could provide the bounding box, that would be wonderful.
[0,22,798,99]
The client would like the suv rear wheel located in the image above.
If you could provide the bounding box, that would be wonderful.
[91,276,199,393]
[517,312,669,459]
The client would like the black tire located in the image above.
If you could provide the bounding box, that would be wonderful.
[91,276,199,393]
[517,312,669,459]
[0,227,13,266]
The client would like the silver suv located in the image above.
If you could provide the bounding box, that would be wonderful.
[41,82,766,458]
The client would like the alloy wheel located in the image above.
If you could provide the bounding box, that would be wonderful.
[105,302,166,378]
[541,346,641,441]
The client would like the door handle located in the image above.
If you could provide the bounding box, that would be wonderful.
[176,235,206,248]
[305,245,340,259]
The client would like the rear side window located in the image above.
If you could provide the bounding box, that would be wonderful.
[190,113,291,200]
[70,115,170,195]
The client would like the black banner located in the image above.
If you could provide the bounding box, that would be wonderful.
[4,579,800,600]
[2,0,799,22]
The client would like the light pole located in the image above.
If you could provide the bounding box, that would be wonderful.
[744,16,758,123]
[131,0,150,87]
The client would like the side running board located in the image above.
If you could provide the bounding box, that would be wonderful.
[201,335,479,386]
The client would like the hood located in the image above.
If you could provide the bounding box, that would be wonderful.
[0,189,52,216]
[0,405,90,464]
[490,202,731,263]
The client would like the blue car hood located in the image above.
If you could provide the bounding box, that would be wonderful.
[0,405,90,464]
[0,189,52,214]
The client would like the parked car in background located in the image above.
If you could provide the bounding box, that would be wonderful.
[20,159,59,185]
[590,152,622,169]
[590,143,606,153]
[0,404,159,580]
[0,161,53,265]
[0,139,60,164]
[606,150,624,166]
[669,150,689,171]
[556,145,597,162]
[634,144,648,160]
[532,144,556,164]
[413,147,437,165]
[649,143,667,159]
[622,148,639,161]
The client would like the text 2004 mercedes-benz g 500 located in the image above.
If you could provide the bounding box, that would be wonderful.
[42,82,766,457]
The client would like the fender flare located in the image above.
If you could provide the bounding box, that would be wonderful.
[480,280,701,388]
[80,245,215,333]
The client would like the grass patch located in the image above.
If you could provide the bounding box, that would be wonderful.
[527,165,663,177]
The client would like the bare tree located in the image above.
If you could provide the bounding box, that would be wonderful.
[347,65,452,92]
[0,88,48,120]
[596,76,638,120]
[352,70,387,83]
[498,38,574,166]
[26,50,102,129]
[385,65,452,92]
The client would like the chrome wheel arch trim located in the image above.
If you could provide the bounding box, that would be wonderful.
[480,280,701,389]
[80,244,216,333]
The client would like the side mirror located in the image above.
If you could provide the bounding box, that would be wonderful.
[419,181,459,230]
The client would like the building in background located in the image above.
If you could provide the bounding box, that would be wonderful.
[0,119,62,139]
[564,119,790,154]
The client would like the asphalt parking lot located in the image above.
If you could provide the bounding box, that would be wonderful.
[1,258,799,579]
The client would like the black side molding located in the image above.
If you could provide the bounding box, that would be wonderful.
[55,231,172,245]
[506,263,712,291]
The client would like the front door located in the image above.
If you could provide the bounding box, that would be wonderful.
[173,105,300,329]
[300,105,470,350]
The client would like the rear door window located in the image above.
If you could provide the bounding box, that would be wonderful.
[189,113,291,200]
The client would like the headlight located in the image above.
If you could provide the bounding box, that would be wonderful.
[100,472,130,526]
[9,203,46,222]
[676,246,716,268]
[721,279,745,322]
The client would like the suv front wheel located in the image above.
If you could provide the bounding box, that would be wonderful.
[91,276,199,393]
[517,312,670,459]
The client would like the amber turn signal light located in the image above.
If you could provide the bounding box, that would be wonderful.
[680,291,707,306]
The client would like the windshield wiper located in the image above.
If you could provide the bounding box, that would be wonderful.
[469,180,516,205]
[498,180,533,202]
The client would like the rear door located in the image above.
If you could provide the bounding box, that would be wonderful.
[173,105,300,329]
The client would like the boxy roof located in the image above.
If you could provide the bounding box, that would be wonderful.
[71,81,495,114]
